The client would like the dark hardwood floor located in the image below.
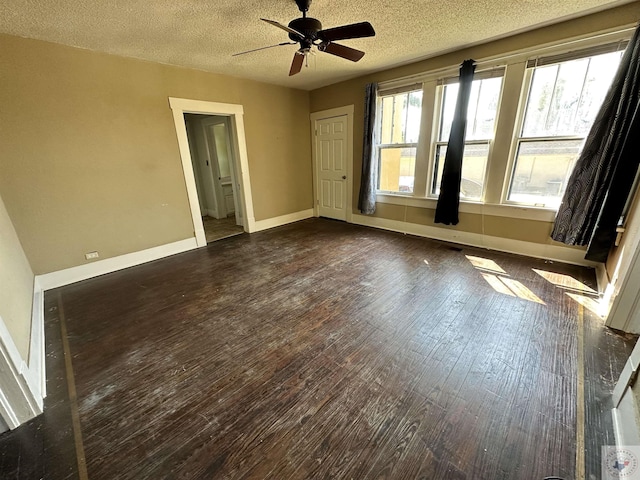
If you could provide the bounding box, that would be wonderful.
[0,218,636,479]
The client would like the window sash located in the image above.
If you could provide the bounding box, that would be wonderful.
[377,142,418,149]
[505,137,584,207]
[430,140,491,197]
[377,144,419,194]
[377,90,423,145]
[437,67,506,86]
[525,40,628,68]
[378,83,423,97]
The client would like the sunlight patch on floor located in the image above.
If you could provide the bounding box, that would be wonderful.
[465,255,507,274]
[469,256,545,303]
[480,273,545,304]
[481,273,515,297]
[501,277,546,304]
[566,293,606,317]
[532,269,597,294]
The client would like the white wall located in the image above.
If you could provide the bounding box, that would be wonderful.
[0,191,42,427]
[0,193,34,359]
[606,186,640,332]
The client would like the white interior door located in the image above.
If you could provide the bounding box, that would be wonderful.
[316,115,347,221]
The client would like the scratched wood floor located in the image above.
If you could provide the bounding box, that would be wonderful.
[37,218,635,479]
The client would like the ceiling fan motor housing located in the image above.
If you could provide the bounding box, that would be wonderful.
[288,17,322,42]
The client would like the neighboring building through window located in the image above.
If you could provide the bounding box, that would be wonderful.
[376,89,423,193]
[507,50,624,208]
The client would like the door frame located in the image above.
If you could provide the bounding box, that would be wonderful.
[310,105,354,223]
[169,98,256,247]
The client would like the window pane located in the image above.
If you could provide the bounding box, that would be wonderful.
[468,77,502,140]
[379,147,416,193]
[380,96,394,144]
[391,94,407,143]
[432,143,488,199]
[574,51,622,135]
[439,77,502,141]
[508,139,583,208]
[522,51,623,137]
[406,91,423,143]
[439,84,458,141]
[379,90,423,145]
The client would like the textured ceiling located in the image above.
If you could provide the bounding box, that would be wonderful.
[0,0,634,90]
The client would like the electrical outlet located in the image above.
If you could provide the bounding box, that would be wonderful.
[85,251,99,260]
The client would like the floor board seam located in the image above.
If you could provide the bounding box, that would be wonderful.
[577,303,586,480]
[57,292,89,480]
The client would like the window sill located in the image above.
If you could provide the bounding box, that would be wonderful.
[375,193,558,222]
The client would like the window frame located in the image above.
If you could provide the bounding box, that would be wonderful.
[502,46,626,208]
[428,70,505,202]
[375,86,424,195]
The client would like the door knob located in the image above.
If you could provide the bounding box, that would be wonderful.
[342,175,347,180]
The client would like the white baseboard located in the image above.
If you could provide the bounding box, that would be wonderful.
[596,262,610,295]
[0,283,44,428]
[37,237,199,290]
[0,237,202,430]
[351,214,598,267]
[0,383,20,429]
[252,209,314,232]
[23,280,44,407]
[613,388,640,447]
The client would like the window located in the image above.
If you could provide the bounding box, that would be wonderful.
[507,50,624,208]
[372,36,629,213]
[376,89,423,193]
[432,75,503,200]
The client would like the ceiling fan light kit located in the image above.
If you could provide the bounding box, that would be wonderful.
[234,0,375,76]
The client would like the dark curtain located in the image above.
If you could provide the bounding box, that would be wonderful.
[434,60,476,225]
[551,25,640,262]
[358,83,378,215]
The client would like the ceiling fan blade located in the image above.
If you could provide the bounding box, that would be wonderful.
[232,42,297,57]
[261,18,305,39]
[318,22,375,42]
[320,42,365,62]
[289,51,305,76]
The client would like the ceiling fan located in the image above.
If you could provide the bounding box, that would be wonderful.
[233,0,375,76]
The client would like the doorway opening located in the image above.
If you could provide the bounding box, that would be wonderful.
[184,113,244,243]
[169,98,256,248]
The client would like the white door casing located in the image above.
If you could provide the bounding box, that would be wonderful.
[169,98,255,246]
